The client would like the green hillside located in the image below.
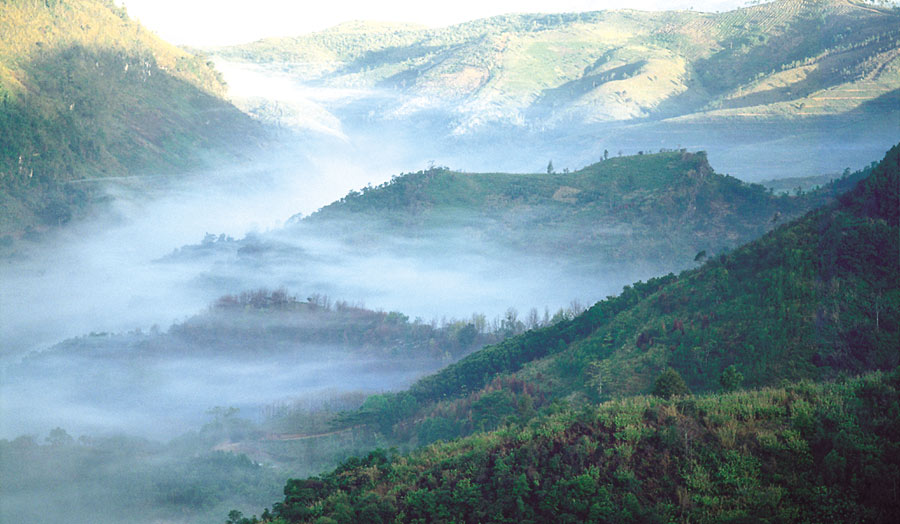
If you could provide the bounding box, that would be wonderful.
[297,150,861,267]
[336,144,897,442]
[0,0,260,236]
[261,371,900,524]
[216,0,900,132]
[234,144,899,522]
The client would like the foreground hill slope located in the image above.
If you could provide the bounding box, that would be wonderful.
[249,144,900,524]
[216,0,900,133]
[0,0,260,235]
[266,372,900,524]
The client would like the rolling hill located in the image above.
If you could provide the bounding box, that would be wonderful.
[299,150,859,263]
[0,0,261,237]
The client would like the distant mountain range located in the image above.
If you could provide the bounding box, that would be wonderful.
[214,0,899,134]
[0,0,261,237]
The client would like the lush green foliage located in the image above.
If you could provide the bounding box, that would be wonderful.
[0,0,258,236]
[560,143,900,399]
[652,368,691,399]
[264,370,900,524]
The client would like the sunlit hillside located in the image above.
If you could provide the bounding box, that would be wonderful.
[0,0,260,236]
[216,0,900,132]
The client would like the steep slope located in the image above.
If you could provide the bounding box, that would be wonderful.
[215,0,900,133]
[263,372,900,524]
[0,0,260,236]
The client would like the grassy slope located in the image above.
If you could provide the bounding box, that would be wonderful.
[0,0,259,236]
[252,144,900,524]
[301,150,860,265]
[215,0,900,127]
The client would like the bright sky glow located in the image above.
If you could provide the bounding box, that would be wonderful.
[117,0,753,47]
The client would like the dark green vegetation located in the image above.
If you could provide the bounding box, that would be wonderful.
[298,150,863,266]
[0,0,259,236]
[263,372,900,524]
[216,0,900,130]
[245,145,899,522]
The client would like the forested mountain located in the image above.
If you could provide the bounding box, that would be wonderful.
[242,144,899,523]
[0,0,261,236]
[215,0,900,133]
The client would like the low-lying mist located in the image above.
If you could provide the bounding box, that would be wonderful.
[2,54,896,524]
[0,125,430,360]
[216,58,900,180]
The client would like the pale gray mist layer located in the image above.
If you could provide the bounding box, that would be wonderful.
[1,58,895,443]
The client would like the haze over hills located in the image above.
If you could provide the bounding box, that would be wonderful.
[1,289,502,440]
[212,0,899,179]
[2,145,892,524]
[1,2,897,523]
[239,143,900,524]
[316,138,897,446]
[0,0,262,236]
[218,0,899,126]
[6,149,858,436]
[157,150,865,327]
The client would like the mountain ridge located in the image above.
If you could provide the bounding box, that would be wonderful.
[213,0,900,134]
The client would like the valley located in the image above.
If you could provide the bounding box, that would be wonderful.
[1,1,898,524]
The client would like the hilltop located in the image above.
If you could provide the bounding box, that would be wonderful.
[0,0,261,237]
[214,0,900,134]
[294,150,858,266]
